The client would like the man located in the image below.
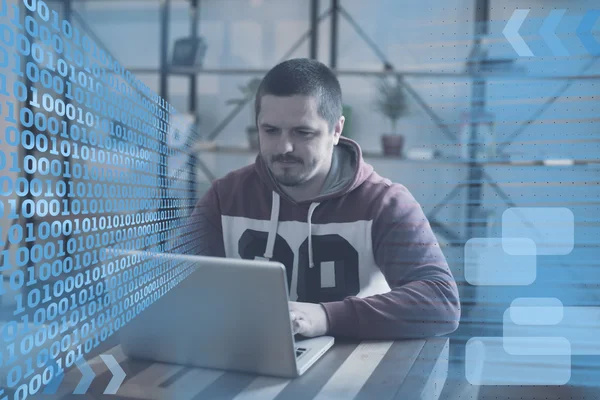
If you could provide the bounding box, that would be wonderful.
[191,58,460,340]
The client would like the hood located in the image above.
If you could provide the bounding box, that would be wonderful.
[253,137,374,270]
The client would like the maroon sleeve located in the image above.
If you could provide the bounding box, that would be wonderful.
[189,182,226,257]
[321,183,460,340]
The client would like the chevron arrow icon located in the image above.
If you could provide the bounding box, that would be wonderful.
[540,9,569,56]
[73,356,96,394]
[101,354,126,394]
[577,10,600,55]
[503,9,534,57]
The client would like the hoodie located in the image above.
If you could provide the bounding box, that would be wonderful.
[190,137,460,340]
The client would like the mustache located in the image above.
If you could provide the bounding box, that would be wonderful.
[272,155,302,163]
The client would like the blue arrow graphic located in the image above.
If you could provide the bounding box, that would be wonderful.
[101,354,126,395]
[577,10,600,55]
[42,358,65,394]
[503,9,534,57]
[73,356,96,394]
[540,9,569,56]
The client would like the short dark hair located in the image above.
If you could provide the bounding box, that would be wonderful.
[254,58,343,131]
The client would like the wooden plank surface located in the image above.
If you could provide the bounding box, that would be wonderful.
[394,337,450,400]
[354,339,426,400]
[41,338,448,400]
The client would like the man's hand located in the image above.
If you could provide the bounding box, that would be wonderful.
[288,301,329,338]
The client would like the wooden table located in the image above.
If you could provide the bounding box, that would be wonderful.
[48,337,449,400]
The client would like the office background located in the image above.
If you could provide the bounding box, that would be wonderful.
[0,0,599,398]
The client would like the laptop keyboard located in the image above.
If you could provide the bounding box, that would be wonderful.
[295,347,307,358]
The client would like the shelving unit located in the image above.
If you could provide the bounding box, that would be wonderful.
[3,0,598,321]
[26,0,596,257]
[1,0,595,256]
[147,0,598,242]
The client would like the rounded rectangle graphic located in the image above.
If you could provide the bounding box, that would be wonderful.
[503,307,600,355]
[466,337,571,386]
[509,297,564,325]
[502,207,574,255]
[464,238,536,286]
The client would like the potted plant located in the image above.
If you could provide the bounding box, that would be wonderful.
[373,74,409,156]
[226,77,262,150]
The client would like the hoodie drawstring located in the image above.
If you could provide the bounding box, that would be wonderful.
[263,191,320,270]
[307,202,320,268]
[263,191,280,259]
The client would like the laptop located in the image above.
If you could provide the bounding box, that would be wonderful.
[117,251,335,378]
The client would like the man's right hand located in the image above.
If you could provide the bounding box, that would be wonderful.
[289,301,329,338]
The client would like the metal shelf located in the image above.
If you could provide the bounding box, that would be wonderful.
[128,66,600,81]
[192,143,600,166]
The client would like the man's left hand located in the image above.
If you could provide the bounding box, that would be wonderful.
[288,301,329,338]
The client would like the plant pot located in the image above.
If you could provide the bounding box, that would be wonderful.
[246,126,259,150]
[381,134,405,156]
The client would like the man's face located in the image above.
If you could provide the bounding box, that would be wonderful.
[257,95,342,187]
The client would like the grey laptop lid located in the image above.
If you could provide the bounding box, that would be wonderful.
[118,253,302,377]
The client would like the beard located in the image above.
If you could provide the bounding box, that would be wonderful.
[273,167,305,186]
[262,153,310,187]
[270,160,307,187]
